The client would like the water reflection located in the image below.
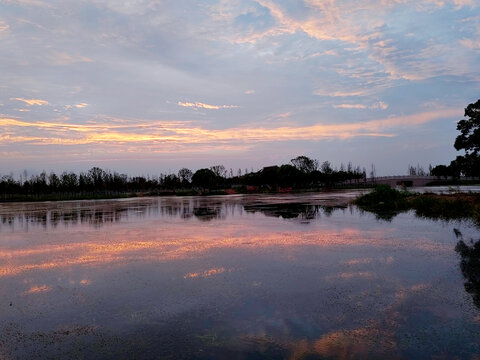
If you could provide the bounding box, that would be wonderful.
[0,197,238,230]
[454,229,480,309]
[244,203,344,221]
[1,194,480,359]
[0,195,356,230]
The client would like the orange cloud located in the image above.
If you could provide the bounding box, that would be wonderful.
[23,284,52,294]
[0,21,9,32]
[0,108,459,148]
[10,97,49,106]
[184,267,229,278]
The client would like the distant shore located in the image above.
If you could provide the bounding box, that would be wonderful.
[0,182,479,204]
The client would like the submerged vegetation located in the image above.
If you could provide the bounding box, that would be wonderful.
[355,185,480,224]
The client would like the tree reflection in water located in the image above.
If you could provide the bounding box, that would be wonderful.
[244,203,345,221]
[454,229,480,309]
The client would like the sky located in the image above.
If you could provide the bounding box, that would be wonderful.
[1,0,479,176]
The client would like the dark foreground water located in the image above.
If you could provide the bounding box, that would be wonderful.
[1,192,479,359]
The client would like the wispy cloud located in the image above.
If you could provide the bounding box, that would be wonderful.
[315,90,368,97]
[0,21,9,32]
[48,52,93,66]
[333,104,367,109]
[177,101,239,110]
[0,108,459,150]
[23,285,52,294]
[10,98,49,106]
[333,101,388,110]
[75,103,88,108]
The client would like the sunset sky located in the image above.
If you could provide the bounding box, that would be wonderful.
[1,0,479,176]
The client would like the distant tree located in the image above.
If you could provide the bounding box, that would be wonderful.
[431,165,450,179]
[291,156,318,174]
[321,161,333,174]
[88,167,105,190]
[210,165,226,178]
[178,168,193,184]
[408,165,416,176]
[417,164,425,176]
[278,164,303,187]
[192,168,219,189]
[48,172,60,191]
[347,161,353,173]
[163,174,181,189]
[60,171,78,192]
[369,164,376,179]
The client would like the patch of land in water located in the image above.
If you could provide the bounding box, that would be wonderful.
[355,185,480,223]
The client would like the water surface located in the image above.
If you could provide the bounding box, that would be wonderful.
[1,193,479,359]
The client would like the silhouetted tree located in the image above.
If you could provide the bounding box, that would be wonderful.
[178,168,193,185]
[192,168,219,189]
[431,165,450,179]
[451,99,480,176]
[291,156,318,174]
[210,165,226,177]
[321,161,333,174]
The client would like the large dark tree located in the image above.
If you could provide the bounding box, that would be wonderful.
[192,168,219,189]
[455,99,480,156]
[452,99,480,176]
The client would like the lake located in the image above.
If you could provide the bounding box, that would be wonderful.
[1,192,479,359]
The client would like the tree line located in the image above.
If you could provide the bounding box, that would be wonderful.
[0,156,366,199]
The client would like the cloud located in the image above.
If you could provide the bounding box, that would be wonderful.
[75,103,88,108]
[333,104,367,109]
[452,0,475,8]
[371,101,389,110]
[9,0,53,7]
[244,89,255,95]
[333,101,388,110]
[315,90,368,97]
[23,285,52,294]
[10,98,49,106]
[184,267,231,279]
[177,101,239,110]
[0,108,459,150]
[0,21,9,32]
[460,38,480,49]
[48,53,93,66]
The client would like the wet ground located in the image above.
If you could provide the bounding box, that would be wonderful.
[0,191,479,359]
